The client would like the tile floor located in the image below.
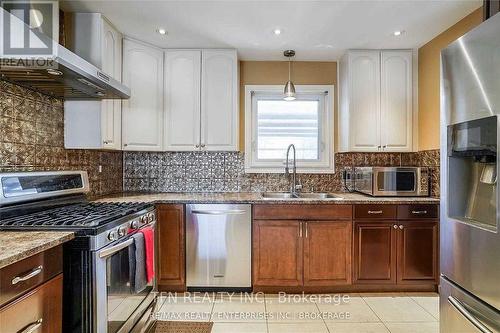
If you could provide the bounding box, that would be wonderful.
[155,292,440,333]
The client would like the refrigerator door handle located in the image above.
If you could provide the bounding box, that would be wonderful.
[448,296,494,333]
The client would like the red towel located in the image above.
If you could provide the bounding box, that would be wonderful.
[139,226,155,283]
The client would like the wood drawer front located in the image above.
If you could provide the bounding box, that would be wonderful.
[253,204,352,220]
[397,205,439,219]
[354,205,397,219]
[0,274,63,333]
[0,245,63,307]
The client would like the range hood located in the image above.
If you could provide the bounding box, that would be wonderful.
[0,8,130,100]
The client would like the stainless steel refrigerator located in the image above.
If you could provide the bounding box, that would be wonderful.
[440,12,500,333]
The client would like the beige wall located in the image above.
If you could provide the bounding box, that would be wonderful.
[239,61,337,150]
[418,7,483,150]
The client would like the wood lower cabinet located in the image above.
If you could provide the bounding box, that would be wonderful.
[252,205,353,290]
[353,219,439,287]
[353,222,397,284]
[397,221,438,284]
[156,204,186,291]
[253,220,303,286]
[0,274,63,333]
[304,221,352,286]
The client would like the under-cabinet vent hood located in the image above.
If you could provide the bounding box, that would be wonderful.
[0,8,130,100]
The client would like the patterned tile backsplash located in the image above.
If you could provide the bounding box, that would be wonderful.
[0,80,123,198]
[123,150,440,197]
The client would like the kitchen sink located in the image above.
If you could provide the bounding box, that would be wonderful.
[260,192,344,200]
[297,193,343,200]
[260,192,295,199]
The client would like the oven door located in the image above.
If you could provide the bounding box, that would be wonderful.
[373,167,419,196]
[94,231,155,333]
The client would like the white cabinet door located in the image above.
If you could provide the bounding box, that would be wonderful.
[380,50,413,152]
[101,19,122,150]
[64,15,123,150]
[201,50,238,151]
[348,50,381,152]
[164,50,201,151]
[122,39,164,151]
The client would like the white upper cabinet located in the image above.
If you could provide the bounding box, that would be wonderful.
[164,50,201,151]
[201,50,239,151]
[163,49,238,151]
[64,14,122,150]
[100,18,122,150]
[122,38,164,151]
[339,49,413,152]
[380,50,413,152]
[343,50,381,152]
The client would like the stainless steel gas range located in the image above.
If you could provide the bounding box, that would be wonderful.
[0,171,158,333]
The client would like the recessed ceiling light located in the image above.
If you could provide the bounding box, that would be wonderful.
[393,30,404,36]
[157,28,167,35]
[273,29,281,35]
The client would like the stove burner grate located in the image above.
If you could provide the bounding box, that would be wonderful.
[0,202,150,228]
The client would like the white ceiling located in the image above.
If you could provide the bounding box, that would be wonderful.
[61,0,482,61]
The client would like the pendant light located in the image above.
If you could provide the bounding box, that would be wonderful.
[283,50,296,101]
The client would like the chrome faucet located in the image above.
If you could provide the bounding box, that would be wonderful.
[285,144,302,197]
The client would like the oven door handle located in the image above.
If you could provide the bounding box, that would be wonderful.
[99,238,134,259]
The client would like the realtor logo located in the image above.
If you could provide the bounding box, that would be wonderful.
[1,0,58,59]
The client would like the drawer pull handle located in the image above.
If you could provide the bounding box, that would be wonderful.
[19,318,43,333]
[411,210,428,214]
[12,265,43,285]
[367,210,383,214]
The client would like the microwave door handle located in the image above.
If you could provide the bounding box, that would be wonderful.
[99,238,134,259]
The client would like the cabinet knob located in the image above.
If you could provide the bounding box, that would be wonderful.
[393,224,398,229]
[399,225,404,230]
[103,140,109,145]
[123,143,128,147]
[201,143,206,148]
[195,144,200,148]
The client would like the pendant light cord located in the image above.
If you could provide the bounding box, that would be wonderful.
[288,59,291,81]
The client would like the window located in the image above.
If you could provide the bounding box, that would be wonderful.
[245,85,334,173]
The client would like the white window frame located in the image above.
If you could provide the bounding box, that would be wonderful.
[244,84,335,173]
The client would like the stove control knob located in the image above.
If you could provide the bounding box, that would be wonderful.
[118,226,127,237]
[147,213,154,222]
[141,216,147,224]
[108,230,118,241]
[130,220,139,230]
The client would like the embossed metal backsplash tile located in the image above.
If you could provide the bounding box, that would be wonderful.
[123,150,440,197]
[0,80,123,198]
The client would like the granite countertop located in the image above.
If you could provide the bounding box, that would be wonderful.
[0,231,74,269]
[94,192,440,205]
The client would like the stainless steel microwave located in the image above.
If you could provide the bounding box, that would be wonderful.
[354,167,429,197]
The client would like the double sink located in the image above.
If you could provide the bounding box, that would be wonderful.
[260,192,344,200]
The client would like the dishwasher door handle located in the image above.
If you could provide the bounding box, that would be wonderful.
[191,210,247,215]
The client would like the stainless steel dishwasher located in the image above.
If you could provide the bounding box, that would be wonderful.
[186,204,251,290]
